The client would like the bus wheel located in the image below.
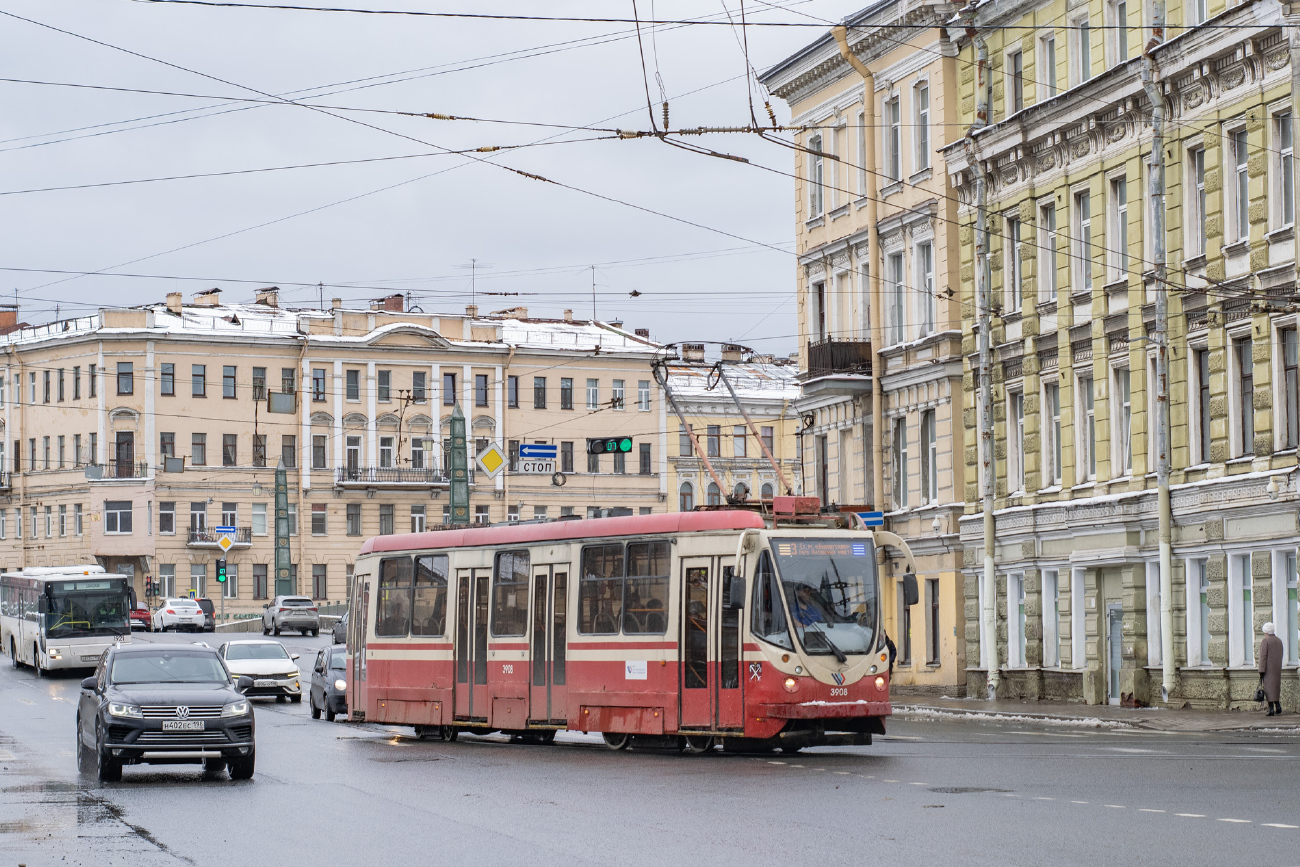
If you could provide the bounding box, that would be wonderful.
[681,735,715,754]
[9,638,17,669]
[602,733,631,751]
[33,645,44,677]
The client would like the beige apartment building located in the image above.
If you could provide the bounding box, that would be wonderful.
[0,289,669,615]
[761,0,967,694]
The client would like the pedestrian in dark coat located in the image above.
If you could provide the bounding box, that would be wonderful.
[1258,622,1284,716]
[884,633,897,677]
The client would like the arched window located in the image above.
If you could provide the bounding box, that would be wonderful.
[733,482,749,500]
[707,482,722,506]
[678,482,694,512]
[761,482,774,500]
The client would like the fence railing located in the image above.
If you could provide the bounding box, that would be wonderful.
[187,527,253,545]
[806,338,873,378]
[335,465,473,485]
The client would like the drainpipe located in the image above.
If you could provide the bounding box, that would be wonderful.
[295,333,309,595]
[1142,0,1175,703]
[831,25,885,515]
[964,13,999,699]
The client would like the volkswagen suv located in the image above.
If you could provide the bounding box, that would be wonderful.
[77,643,256,781]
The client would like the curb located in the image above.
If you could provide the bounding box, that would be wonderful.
[893,703,1300,733]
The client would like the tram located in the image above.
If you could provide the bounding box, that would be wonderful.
[347,500,917,751]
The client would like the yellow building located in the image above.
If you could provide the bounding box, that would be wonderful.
[762,0,969,694]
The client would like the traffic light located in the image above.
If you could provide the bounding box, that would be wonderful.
[216,559,228,584]
[586,437,633,455]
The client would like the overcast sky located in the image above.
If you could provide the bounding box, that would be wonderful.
[0,0,854,354]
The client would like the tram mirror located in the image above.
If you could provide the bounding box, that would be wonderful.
[902,572,919,607]
[724,576,746,611]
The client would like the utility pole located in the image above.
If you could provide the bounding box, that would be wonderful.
[964,9,999,700]
[1141,0,1174,702]
[591,265,598,321]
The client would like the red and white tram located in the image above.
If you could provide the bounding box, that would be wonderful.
[346,505,917,751]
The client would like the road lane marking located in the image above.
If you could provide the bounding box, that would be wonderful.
[1262,824,1299,829]
[16,698,32,705]
[768,761,786,765]
[1218,818,1252,824]
[1104,805,1126,809]
[834,771,850,775]
[883,779,899,783]
[1071,801,1089,804]
[1176,814,1206,818]
[1035,797,1054,801]
[1139,809,1165,813]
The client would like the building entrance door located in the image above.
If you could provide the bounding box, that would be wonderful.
[1107,605,1123,705]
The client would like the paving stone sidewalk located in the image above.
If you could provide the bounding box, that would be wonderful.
[892,696,1300,732]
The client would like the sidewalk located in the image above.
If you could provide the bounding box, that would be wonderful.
[892,696,1300,733]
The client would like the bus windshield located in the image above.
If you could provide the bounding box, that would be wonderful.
[770,538,878,657]
[45,580,130,639]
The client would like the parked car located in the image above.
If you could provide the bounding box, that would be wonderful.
[128,606,152,631]
[76,643,256,781]
[309,644,348,722]
[331,611,348,645]
[195,598,216,632]
[261,596,320,636]
[219,639,302,702]
[152,598,206,632]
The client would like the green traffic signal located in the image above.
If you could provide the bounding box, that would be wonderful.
[216,558,228,583]
[586,437,635,455]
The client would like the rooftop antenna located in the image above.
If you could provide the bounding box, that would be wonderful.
[318,282,324,311]
[591,265,597,321]
[455,259,494,308]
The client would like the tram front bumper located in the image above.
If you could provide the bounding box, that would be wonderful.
[757,700,892,719]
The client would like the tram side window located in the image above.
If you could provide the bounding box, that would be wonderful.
[579,544,624,634]
[623,541,669,634]
[376,557,413,637]
[412,554,449,637]
[491,550,529,637]
[752,551,793,650]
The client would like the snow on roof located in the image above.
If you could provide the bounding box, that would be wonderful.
[665,362,800,402]
[492,317,660,354]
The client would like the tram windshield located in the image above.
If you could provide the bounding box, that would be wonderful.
[770,538,878,657]
[45,580,131,640]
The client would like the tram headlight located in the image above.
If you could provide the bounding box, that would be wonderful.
[783,677,799,694]
[874,676,886,690]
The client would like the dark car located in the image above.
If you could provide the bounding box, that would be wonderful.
[76,644,256,782]
[195,598,216,632]
[331,611,347,645]
[308,644,348,722]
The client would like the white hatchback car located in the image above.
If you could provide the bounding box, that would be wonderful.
[152,598,207,632]
[219,639,303,702]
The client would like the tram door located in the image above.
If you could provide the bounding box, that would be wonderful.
[350,577,370,718]
[680,558,714,728]
[528,566,569,723]
[454,568,491,721]
[717,562,744,729]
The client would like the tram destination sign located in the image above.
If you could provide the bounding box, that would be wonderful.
[518,443,558,474]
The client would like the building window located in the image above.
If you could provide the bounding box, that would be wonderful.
[311,504,327,535]
[561,440,574,473]
[189,501,207,532]
[613,450,626,474]
[611,379,625,410]
[1038,203,1058,303]
[1284,330,1300,451]
[707,483,723,506]
[1234,336,1255,456]
[1075,191,1093,291]
[507,439,519,472]
[309,564,326,600]
[921,409,937,504]
[1193,347,1212,462]
[75,504,83,536]
[1229,553,1256,667]
[281,367,295,394]
[1072,16,1091,85]
[1040,33,1057,99]
[807,134,824,217]
[410,504,426,533]
[637,380,651,411]
[560,377,574,410]
[1007,50,1023,114]
[1188,147,1206,257]
[507,375,518,408]
[346,503,361,536]
[411,371,426,403]
[893,419,909,509]
[223,365,236,399]
[345,369,360,402]
[474,505,491,525]
[442,372,456,406]
[104,500,132,534]
[587,450,599,474]
[1010,391,1025,492]
[282,435,296,468]
[1078,375,1096,480]
[57,436,65,468]
[1189,0,1206,24]
[223,433,237,467]
[312,369,326,402]
[251,502,267,535]
[732,425,747,458]
[251,367,266,400]
[887,251,905,345]
[116,362,133,395]
[253,434,266,468]
[312,435,327,469]
[1232,128,1249,242]
[472,373,487,407]
[1114,368,1132,474]
[533,376,547,409]
[377,369,391,402]
[379,504,394,535]
[192,364,206,398]
[89,433,97,466]
[192,433,207,466]
[1277,113,1295,229]
[159,362,174,396]
[411,435,426,469]
[761,426,774,453]
[379,436,394,468]
[221,502,237,526]
[706,425,721,457]
[639,442,652,475]
[159,501,175,535]
[1108,0,1128,63]
[916,241,935,336]
[1285,552,1299,666]
[679,424,694,457]
[1005,216,1022,313]
[884,94,901,181]
[1044,382,1062,486]
[72,367,80,400]
[586,378,599,410]
[914,82,931,169]
[1109,177,1128,280]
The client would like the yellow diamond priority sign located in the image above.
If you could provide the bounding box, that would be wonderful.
[217,535,234,553]
[475,443,507,480]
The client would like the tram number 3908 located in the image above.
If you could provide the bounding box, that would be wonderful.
[502,664,514,675]
[830,688,848,697]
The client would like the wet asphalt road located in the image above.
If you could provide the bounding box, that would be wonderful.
[3,630,1300,866]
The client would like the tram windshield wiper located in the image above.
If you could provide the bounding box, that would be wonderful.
[809,623,848,663]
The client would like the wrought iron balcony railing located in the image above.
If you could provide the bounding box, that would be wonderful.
[806,338,873,378]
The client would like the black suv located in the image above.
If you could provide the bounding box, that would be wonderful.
[77,644,256,782]
[195,598,217,632]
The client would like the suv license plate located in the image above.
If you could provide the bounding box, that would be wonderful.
[162,721,205,731]
[254,679,277,687]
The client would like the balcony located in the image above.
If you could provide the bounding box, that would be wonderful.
[801,338,873,399]
[187,527,253,548]
[334,465,473,488]
[86,461,150,481]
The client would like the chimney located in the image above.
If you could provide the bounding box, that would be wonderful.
[466,304,479,318]
[635,328,650,339]
[514,307,527,319]
[609,319,624,330]
[255,287,279,307]
[0,306,17,331]
[721,344,745,363]
[332,298,343,311]
[165,292,183,315]
[563,309,573,323]
[382,293,403,312]
[194,288,221,307]
[682,343,706,362]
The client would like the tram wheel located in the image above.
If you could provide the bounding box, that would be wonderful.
[437,726,459,742]
[602,732,631,750]
[779,744,803,754]
[681,735,715,754]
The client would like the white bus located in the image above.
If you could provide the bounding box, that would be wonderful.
[1,566,133,674]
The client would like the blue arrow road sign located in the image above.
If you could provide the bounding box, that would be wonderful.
[215,526,238,534]
[518,443,558,460]
[857,512,884,527]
